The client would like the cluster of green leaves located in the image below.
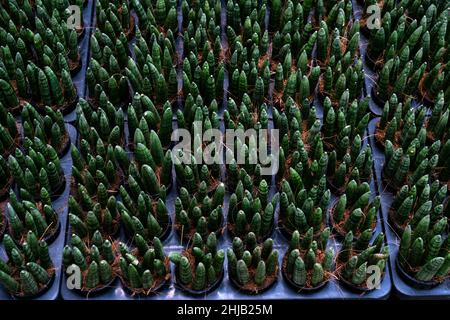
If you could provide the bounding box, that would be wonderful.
[273,97,321,182]
[224,96,269,131]
[273,56,320,107]
[118,158,171,243]
[170,232,225,291]
[118,237,169,292]
[181,0,223,101]
[131,30,178,106]
[278,172,330,237]
[369,1,450,101]
[22,103,68,155]
[285,229,334,288]
[0,155,11,197]
[96,0,133,40]
[390,179,447,230]
[63,232,115,290]
[227,235,278,288]
[332,181,380,237]
[131,0,178,34]
[398,216,449,281]
[338,232,389,288]
[0,51,77,111]
[0,233,53,296]
[8,137,64,199]
[69,144,123,240]
[76,98,125,148]
[87,30,131,107]
[270,0,314,65]
[228,180,276,240]
[7,190,59,243]
[175,184,225,240]
[227,0,267,54]
[128,93,173,149]
[320,48,365,104]
[0,102,19,157]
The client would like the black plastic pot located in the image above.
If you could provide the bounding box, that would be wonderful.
[71,276,119,297]
[12,269,56,299]
[121,273,170,297]
[395,257,443,290]
[174,269,224,297]
[229,269,278,295]
[282,265,330,293]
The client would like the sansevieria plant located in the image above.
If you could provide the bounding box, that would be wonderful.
[227,235,279,294]
[0,102,19,157]
[283,229,335,290]
[397,217,449,284]
[388,179,447,234]
[175,184,225,242]
[7,190,60,244]
[63,233,117,292]
[0,233,54,297]
[331,181,380,238]
[8,137,65,199]
[118,237,170,295]
[96,0,135,40]
[228,180,277,241]
[170,232,224,294]
[337,232,389,290]
[21,103,69,157]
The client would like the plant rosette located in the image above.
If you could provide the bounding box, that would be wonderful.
[96,0,136,41]
[330,181,379,240]
[396,220,450,289]
[336,231,389,292]
[175,159,221,197]
[174,184,225,242]
[62,235,119,295]
[170,232,225,296]
[282,229,335,292]
[228,236,279,295]
[0,106,21,158]
[0,155,13,201]
[7,192,61,246]
[118,181,172,244]
[0,78,33,116]
[21,104,71,158]
[0,234,55,298]
[118,237,170,296]
[127,94,174,152]
[227,180,276,242]
[277,176,330,240]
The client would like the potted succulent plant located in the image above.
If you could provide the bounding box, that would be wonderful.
[8,137,66,200]
[170,232,225,295]
[228,180,277,241]
[174,183,225,242]
[227,235,279,294]
[330,180,380,239]
[118,237,170,295]
[277,175,330,239]
[7,189,60,245]
[86,31,131,109]
[0,103,20,158]
[127,94,174,150]
[0,233,54,298]
[337,232,389,292]
[282,229,335,291]
[22,103,70,158]
[388,179,447,235]
[131,0,178,35]
[0,155,13,203]
[118,164,172,243]
[63,233,117,294]
[397,217,449,288]
[129,30,179,109]
[96,0,135,41]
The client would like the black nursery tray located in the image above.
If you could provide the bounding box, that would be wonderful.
[368,118,450,299]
